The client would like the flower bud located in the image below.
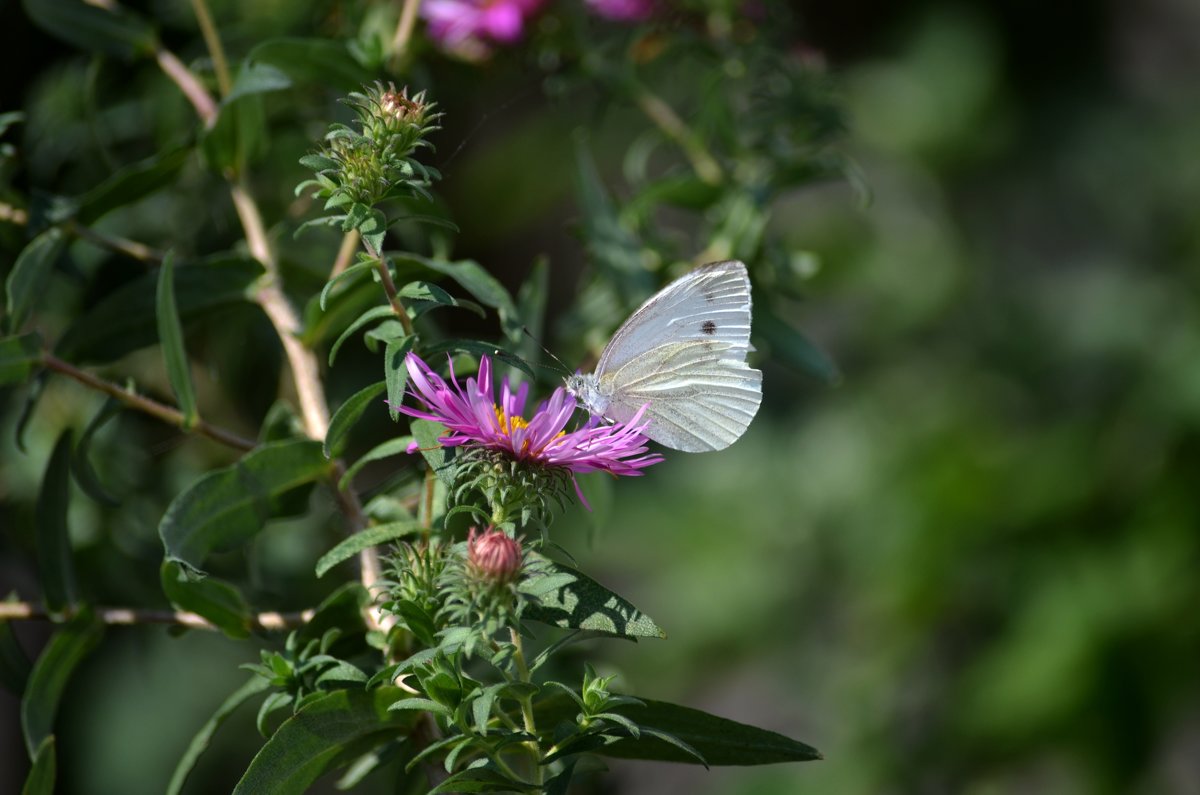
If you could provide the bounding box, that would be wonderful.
[467,527,522,585]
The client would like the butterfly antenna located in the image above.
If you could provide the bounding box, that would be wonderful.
[521,326,573,377]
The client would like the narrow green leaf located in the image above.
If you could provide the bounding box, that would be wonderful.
[328,305,393,367]
[232,686,418,795]
[409,420,456,486]
[339,436,414,491]
[5,228,66,333]
[514,258,549,360]
[225,62,292,103]
[159,440,329,573]
[21,611,103,757]
[0,332,43,385]
[75,147,189,225]
[532,694,822,766]
[166,676,270,795]
[22,735,56,795]
[428,767,538,794]
[523,554,665,639]
[21,0,157,59]
[421,340,536,379]
[320,259,375,311]
[0,617,32,695]
[396,255,517,320]
[324,381,387,458]
[157,253,198,427]
[36,433,77,614]
[756,304,840,385]
[57,255,263,364]
[244,38,371,92]
[383,337,414,421]
[315,521,422,578]
[160,561,252,639]
[14,372,46,453]
[201,93,266,174]
[356,208,388,254]
[71,397,123,506]
[386,697,451,716]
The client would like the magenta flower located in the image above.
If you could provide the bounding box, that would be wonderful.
[584,0,657,22]
[422,0,544,56]
[397,352,662,483]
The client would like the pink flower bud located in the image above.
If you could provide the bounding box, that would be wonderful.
[467,527,522,584]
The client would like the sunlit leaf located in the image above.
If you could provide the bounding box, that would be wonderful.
[383,336,414,421]
[315,521,422,578]
[160,560,252,639]
[523,554,664,639]
[159,440,329,573]
[325,381,387,458]
[232,686,418,795]
[409,419,456,487]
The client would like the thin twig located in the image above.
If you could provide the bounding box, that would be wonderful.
[155,48,218,127]
[66,219,166,264]
[391,0,424,64]
[188,0,232,97]
[43,354,256,452]
[0,601,312,631]
[360,237,415,336]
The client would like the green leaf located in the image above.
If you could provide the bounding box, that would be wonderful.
[383,337,414,421]
[421,339,536,379]
[325,381,388,458]
[22,735,56,795]
[315,521,422,578]
[36,432,77,614]
[21,0,157,59]
[157,253,199,427]
[396,255,517,322]
[14,373,46,453]
[409,420,456,486]
[523,554,665,639]
[428,768,539,794]
[756,304,840,385]
[5,228,66,333]
[202,93,266,174]
[0,617,32,695]
[0,332,43,385]
[320,259,375,311]
[71,397,122,506]
[533,695,821,766]
[21,610,103,757]
[167,676,270,795]
[244,38,371,92]
[160,561,252,639]
[57,255,263,364]
[339,436,414,491]
[356,208,388,254]
[328,306,394,367]
[385,697,450,716]
[75,147,190,226]
[232,686,418,795]
[225,62,292,104]
[160,440,329,573]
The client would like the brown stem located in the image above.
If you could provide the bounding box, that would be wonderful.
[65,219,166,264]
[360,238,415,337]
[188,0,232,97]
[155,48,217,127]
[330,230,361,279]
[0,601,312,631]
[43,354,256,452]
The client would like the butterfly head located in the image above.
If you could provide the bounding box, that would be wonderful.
[565,372,608,417]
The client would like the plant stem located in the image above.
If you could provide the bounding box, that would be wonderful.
[509,627,543,785]
[391,0,423,63]
[330,230,361,278]
[360,238,415,337]
[0,601,312,630]
[42,354,256,452]
[632,84,723,185]
[188,0,232,97]
[0,206,165,264]
[155,48,217,127]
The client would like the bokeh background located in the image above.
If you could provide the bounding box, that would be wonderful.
[4,0,1200,793]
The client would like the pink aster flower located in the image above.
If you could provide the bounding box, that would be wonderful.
[423,0,544,56]
[397,352,662,484]
[584,0,657,22]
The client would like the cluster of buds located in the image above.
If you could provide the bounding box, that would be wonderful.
[297,82,441,211]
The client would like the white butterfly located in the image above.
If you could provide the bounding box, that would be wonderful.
[565,260,762,452]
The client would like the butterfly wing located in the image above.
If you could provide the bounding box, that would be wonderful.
[596,260,753,374]
[599,340,763,452]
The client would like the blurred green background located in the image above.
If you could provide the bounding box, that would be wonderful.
[4,0,1200,793]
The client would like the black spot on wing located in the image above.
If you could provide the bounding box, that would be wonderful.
[701,320,717,335]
